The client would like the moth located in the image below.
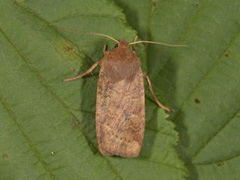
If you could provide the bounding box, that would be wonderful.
[63,30,185,157]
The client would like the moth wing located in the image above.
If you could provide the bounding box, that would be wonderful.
[96,59,145,157]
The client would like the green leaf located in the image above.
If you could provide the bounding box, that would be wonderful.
[0,0,186,180]
[112,0,240,179]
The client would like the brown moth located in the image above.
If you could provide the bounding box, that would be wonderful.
[64,32,185,157]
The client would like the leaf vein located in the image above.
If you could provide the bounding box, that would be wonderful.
[0,95,56,179]
[192,106,240,162]
[194,151,240,165]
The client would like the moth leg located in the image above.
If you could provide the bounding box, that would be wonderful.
[64,61,100,82]
[133,35,138,42]
[103,44,108,53]
[143,73,171,112]
[130,36,138,51]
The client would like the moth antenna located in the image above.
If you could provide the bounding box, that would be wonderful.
[129,40,187,47]
[56,26,119,43]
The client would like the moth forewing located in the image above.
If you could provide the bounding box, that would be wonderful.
[96,40,145,157]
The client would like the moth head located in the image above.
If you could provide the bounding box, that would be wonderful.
[115,39,129,49]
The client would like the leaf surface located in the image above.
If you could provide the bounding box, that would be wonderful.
[0,0,186,179]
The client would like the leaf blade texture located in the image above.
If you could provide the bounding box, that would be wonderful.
[0,0,187,180]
